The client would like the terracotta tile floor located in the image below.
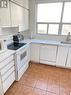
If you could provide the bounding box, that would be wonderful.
[5,63,71,95]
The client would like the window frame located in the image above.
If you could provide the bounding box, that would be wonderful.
[36,1,71,35]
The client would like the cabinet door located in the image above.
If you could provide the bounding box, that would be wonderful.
[19,9,29,32]
[40,44,57,62]
[31,43,40,63]
[66,48,71,68]
[3,72,15,93]
[0,1,11,26]
[10,2,29,31]
[56,46,68,67]
[10,0,29,9]
[27,44,31,63]
[0,73,3,95]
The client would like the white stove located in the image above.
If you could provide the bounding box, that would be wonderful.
[7,34,29,81]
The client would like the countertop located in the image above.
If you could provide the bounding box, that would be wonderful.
[0,39,71,60]
[21,39,71,47]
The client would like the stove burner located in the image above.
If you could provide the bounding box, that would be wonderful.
[7,42,26,50]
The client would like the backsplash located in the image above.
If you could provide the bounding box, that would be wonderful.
[0,27,18,45]
[0,27,19,36]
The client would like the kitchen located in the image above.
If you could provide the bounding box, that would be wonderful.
[0,0,71,95]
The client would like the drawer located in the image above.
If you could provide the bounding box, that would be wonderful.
[0,73,4,95]
[3,72,15,93]
[0,55,14,69]
[40,60,56,66]
[2,66,15,82]
[1,61,14,75]
[17,62,28,81]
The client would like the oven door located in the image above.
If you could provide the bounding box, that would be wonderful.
[15,46,28,71]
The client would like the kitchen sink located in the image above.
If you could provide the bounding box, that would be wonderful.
[61,41,71,44]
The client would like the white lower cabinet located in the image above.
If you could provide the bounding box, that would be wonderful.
[30,43,71,69]
[27,44,31,63]
[31,43,40,63]
[56,46,68,67]
[40,44,57,65]
[0,73,3,95]
[0,54,15,94]
[3,72,15,93]
[66,48,71,68]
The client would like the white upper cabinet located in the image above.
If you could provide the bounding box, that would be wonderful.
[10,0,29,9]
[10,2,29,31]
[66,48,71,68]
[56,46,68,67]
[40,44,57,65]
[0,1,11,26]
[31,43,40,63]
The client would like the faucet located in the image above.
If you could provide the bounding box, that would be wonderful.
[66,32,71,41]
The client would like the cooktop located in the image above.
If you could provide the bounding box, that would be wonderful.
[7,42,26,50]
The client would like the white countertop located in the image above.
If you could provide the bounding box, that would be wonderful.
[22,39,71,47]
[31,39,60,45]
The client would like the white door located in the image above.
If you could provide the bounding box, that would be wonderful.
[66,48,71,68]
[40,44,57,62]
[56,46,68,67]
[31,43,40,63]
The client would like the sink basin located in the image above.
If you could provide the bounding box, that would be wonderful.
[61,41,71,44]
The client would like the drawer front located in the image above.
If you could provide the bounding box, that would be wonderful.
[40,45,57,62]
[40,60,56,66]
[2,66,15,82]
[1,61,14,75]
[3,72,15,93]
[17,62,28,81]
[0,55,14,69]
[0,73,4,95]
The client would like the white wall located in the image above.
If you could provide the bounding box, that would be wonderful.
[29,0,71,41]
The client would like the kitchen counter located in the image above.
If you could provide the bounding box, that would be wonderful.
[0,39,71,62]
[22,39,71,47]
[31,39,60,45]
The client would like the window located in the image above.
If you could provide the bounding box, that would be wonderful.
[63,2,71,23]
[37,3,62,22]
[62,25,71,35]
[48,24,59,35]
[37,2,71,35]
[37,24,47,34]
